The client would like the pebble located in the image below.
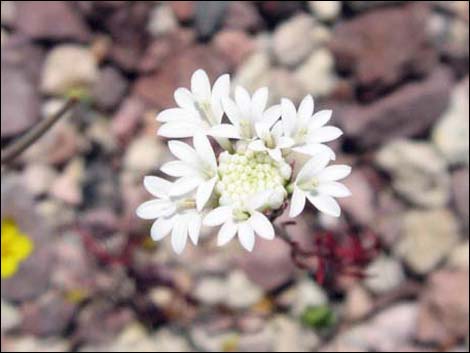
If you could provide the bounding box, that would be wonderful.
[432,77,469,166]
[376,140,450,208]
[364,255,405,294]
[272,14,316,67]
[308,1,341,22]
[41,45,98,96]
[395,209,460,274]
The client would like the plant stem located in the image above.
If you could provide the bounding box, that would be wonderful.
[1,97,79,166]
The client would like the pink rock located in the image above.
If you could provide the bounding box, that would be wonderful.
[213,30,256,68]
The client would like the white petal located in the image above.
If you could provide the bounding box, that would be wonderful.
[277,136,295,149]
[306,194,341,217]
[168,140,198,165]
[249,211,274,240]
[191,69,211,100]
[150,217,173,241]
[204,206,233,226]
[157,108,196,122]
[246,190,272,211]
[194,132,216,169]
[211,74,230,123]
[158,121,203,138]
[295,153,331,183]
[238,222,255,251]
[308,126,343,143]
[251,87,268,115]
[317,165,352,182]
[136,200,175,220]
[143,176,172,198]
[268,148,282,161]
[262,105,282,128]
[235,86,251,118]
[196,177,217,211]
[292,143,336,160]
[281,98,297,136]
[174,88,195,110]
[248,139,267,152]
[161,161,195,177]
[298,95,314,120]
[170,177,201,196]
[222,97,241,126]
[187,213,202,245]
[317,182,351,198]
[217,220,238,246]
[209,124,241,139]
[211,74,230,102]
[309,110,332,129]
[171,216,188,254]
[289,187,306,218]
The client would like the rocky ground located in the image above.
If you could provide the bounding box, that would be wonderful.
[1,1,469,352]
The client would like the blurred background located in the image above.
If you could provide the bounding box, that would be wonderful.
[1,1,469,352]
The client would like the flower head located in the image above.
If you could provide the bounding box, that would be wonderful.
[281,95,342,160]
[289,153,351,218]
[138,69,352,253]
[1,218,34,278]
[136,176,202,254]
[157,69,230,138]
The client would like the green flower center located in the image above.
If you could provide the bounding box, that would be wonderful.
[216,150,291,208]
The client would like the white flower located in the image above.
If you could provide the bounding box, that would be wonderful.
[203,191,275,252]
[289,152,351,218]
[248,120,294,161]
[157,69,230,138]
[136,176,202,254]
[211,86,281,141]
[281,95,342,160]
[161,133,218,211]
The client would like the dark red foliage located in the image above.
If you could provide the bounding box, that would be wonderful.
[312,231,380,285]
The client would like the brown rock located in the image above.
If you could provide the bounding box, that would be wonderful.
[170,1,195,22]
[138,29,195,74]
[223,2,264,32]
[21,291,77,337]
[417,270,469,345]
[330,2,437,101]
[1,37,42,138]
[111,96,147,144]
[237,237,295,291]
[334,67,453,148]
[92,66,128,111]
[14,1,90,41]
[133,45,230,108]
[213,30,256,68]
[338,168,376,226]
[452,168,470,229]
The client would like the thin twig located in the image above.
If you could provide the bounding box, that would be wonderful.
[1,97,79,165]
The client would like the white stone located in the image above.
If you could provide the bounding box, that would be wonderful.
[308,1,341,21]
[41,45,98,96]
[364,255,405,294]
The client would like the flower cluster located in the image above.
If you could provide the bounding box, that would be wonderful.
[137,70,351,253]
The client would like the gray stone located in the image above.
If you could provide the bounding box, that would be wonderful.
[123,134,164,174]
[395,209,460,274]
[364,255,405,294]
[23,163,58,197]
[1,299,21,332]
[290,278,328,317]
[376,140,450,208]
[226,270,264,309]
[294,48,337,98]
[272,14,316,67]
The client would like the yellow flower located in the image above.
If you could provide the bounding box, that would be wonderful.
[1,219,34,279]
